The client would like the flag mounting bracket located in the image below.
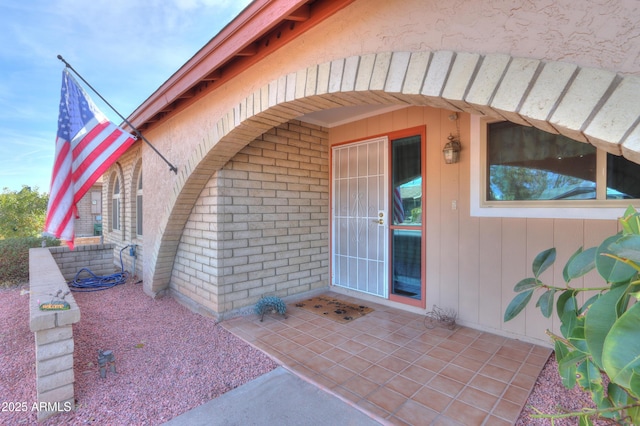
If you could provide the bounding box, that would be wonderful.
[57,55,178,174]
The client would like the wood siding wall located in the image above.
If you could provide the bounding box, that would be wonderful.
[329,106,620,346]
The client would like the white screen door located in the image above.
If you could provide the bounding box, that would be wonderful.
[331,137,388,298]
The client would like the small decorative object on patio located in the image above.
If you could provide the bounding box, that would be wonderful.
[98,349,116,378]
[39,289,71,311]
[254,296,287,322]
[424,305,457,330]
[293,296,373,323]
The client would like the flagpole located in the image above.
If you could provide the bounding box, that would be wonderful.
[57,55,178,174]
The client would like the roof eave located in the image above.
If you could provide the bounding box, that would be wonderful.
[127,0,356,131]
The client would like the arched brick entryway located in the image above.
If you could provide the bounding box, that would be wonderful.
[144,50,640,296]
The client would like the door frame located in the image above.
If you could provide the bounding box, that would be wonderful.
[329,125,427,308]
[386,126,427,308]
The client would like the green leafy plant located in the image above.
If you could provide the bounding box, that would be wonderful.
[0,186,49,239]
[411,207,422,223]
[0,237,60,287]
[505,205,640,425]
[254,296,287,321]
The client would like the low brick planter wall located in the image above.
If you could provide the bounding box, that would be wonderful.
[48,243,115,281]
[29,248,81,421]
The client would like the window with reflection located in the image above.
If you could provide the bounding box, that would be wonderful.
[391,134,423,301]
[392,135,422,224]
[487,121,640,202]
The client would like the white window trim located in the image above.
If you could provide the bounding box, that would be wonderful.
[469,115,639,220]
[136,169,143,237]
[112,177,121,231]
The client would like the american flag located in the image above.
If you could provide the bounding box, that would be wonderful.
[393,187,405,224]
[44,69,136,249]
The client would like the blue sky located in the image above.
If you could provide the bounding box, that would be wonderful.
[0,0,252,193]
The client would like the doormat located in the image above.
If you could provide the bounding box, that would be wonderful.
[293,296,373,323]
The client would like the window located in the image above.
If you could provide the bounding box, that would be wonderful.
[389,130,425,307]
[487,121,640,202]
[136,170,143,236]
[471,116,640,219]
[392,136,422,225]
[487,121,598,201]
[607,154,640,200]
[112,177,121,231]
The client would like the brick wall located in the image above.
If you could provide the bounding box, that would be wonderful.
[102,143,144,278]
[74,184,102,237]
[171,120,330,316]
[29,248,80,421]
[49,244,117,282]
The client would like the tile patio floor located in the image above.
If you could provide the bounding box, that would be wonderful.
[222,292,552,425]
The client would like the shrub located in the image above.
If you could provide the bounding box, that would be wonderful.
[504,206,640,425]
[0,237,60,287]
[0,186,48,239]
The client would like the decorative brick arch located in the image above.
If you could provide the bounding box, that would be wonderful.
[144,50,640,295]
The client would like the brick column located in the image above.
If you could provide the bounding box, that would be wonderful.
[29,248,80,421]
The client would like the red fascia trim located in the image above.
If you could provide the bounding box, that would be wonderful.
[128,0,356,130]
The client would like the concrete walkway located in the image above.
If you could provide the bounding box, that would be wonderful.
[163,367,384,426]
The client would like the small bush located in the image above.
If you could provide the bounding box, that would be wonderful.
[0,237,60,287]
[504,206,640,424]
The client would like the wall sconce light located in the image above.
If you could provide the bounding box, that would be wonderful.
[442,113,462,164]
[443,134,461,164]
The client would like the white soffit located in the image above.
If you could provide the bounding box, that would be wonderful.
[298,105,405,128]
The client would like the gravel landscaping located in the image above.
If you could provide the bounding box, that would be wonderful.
[1,281,276,425]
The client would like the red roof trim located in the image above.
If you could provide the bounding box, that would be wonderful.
[128,0,356,131]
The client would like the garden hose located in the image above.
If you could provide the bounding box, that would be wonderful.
[68,245,130,292]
